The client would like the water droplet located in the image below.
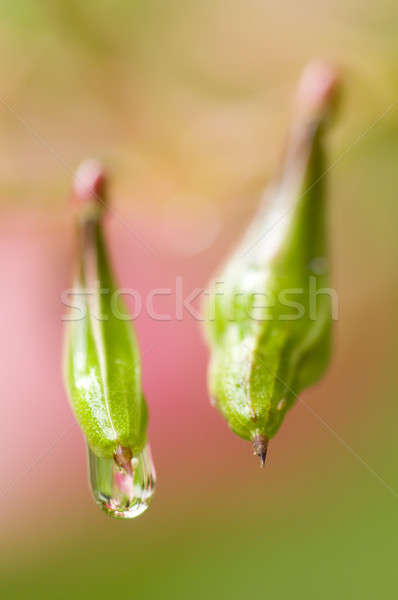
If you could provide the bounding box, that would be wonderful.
[88,444,156,519]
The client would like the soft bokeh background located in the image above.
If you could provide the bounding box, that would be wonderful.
[1,2,398,597]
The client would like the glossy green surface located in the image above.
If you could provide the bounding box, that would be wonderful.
[204,113,333,446]
[64,213,147,458]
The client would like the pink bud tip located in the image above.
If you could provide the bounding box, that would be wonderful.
[296,61,338,117]
[73,160,107,208]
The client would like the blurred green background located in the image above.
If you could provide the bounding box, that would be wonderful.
[1,1,398,598]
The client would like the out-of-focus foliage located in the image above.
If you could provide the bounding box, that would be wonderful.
[1,0,398,211]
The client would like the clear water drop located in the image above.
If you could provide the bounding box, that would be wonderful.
[88,444,156,519]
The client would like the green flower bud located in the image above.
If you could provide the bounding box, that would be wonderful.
[63,161,155,518]
[203,62,338,465]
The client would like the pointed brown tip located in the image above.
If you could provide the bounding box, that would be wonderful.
[296,60,339,119]
[252,434,269,468]
[72,159,107,212]
[114,445,133,475]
